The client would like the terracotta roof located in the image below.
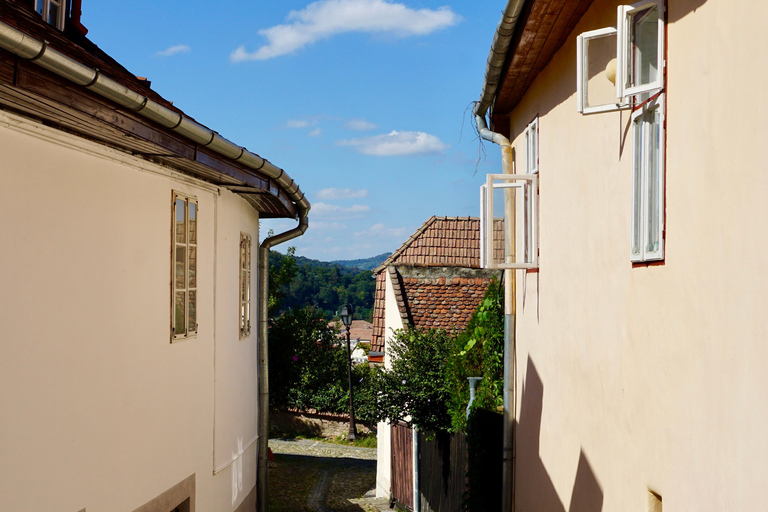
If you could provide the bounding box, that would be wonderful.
[330,320,373,342]
[401,274,493,332]
[369,215,504,356]
[374,216,504,273]
[371,272,386,353]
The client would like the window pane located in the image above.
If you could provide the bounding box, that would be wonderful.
[175,199,186,244]
[48,2,59,26]
[175,246,186,290]
[241,271,247,302]
[188,247,196,288]
[188,202,197,244]
[646,108,661,253]
[246,239,251,270]
[241,240,247,270]
[246,270,251,302]
[35,0,43,15]
[631,116,644,256]
[175,291,186,335]
[188,291,196,333]
[631,6,659,88]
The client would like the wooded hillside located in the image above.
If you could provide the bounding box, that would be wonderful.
[269,249,379,321]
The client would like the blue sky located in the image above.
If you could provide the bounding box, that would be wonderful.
[83,1,503,261]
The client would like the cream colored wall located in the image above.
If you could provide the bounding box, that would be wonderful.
[0,110,259,512]
[505,0,768,511]
[375,270,406,498]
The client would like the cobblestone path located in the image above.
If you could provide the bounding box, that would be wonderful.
[269,438,388,512]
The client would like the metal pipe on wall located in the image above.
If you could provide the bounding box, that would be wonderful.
[472,4,526,510]
[257,216,309,512]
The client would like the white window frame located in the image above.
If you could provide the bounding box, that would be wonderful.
[239,233,252,339]
[34,0,66,30]
[480,174,538,270]
[630,94,664,262]
[525,117,539,174]
[616,0,665,99]
[576,27,630,114]
[172,192,198,341]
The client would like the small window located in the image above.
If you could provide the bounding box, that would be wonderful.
[172,192,198,340]
[630,94,664,262]
[239,233,252,339]
[34,0,65,30]
[617,0,665,98]
[480,173,538,270]
[525,117,539,174]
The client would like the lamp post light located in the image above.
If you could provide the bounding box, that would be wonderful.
[340,303,358,441]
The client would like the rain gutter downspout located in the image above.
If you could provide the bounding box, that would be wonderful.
[473,2,526,511]
[257,215,309,512]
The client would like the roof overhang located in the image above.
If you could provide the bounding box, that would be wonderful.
[487,0,594,132]
[0,3,307,219]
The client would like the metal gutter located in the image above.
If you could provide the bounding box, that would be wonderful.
[257,217,309,512]
[473,0,527,145]
[0,19,310,218]
[473,3,527,512]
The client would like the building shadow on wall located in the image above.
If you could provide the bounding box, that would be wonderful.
[516,358,603,512]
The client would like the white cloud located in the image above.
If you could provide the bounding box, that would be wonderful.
[156,44,191,57]
[310,221,348,231]
[316,188,369,200]
[285,118,317,128]
[345,118,378,131]
[229,0,460,62]
[308,127,323,137]
[312,202,371,217]
[337,130,448,156]
[354,223,407,238]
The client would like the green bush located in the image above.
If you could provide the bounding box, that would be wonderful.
[372,327,454,433]
[446,277,505,431]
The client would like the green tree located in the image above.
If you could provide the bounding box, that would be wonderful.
[268,305,348,412]
[372,327,454,433]
[268,247,297,316]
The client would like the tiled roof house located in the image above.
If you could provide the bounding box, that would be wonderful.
[369,215,503,362]
[372,216,503,498]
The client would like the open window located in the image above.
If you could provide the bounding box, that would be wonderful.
[630,94,664,262]
[577,0,664,112]
[480,174,538,270]
[577,28,630,114]
[617,0,665,98]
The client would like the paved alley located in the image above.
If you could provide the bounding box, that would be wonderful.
[269,439,390,512]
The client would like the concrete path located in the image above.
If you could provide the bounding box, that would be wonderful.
[269,438,390,512]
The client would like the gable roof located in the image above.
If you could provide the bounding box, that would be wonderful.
[375,216,503,273]
[369,216,504,356]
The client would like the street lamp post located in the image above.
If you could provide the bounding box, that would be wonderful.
[340,303,358,441]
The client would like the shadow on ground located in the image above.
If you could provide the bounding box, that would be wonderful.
[270,453,376,512]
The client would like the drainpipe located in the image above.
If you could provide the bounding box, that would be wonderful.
[412,425,420,512]
[473,2,526,511]
[257,215,309,512]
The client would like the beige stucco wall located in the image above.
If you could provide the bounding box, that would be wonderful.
[503,0,768,510]
[375,270,406,498]
[0,110,259,511]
